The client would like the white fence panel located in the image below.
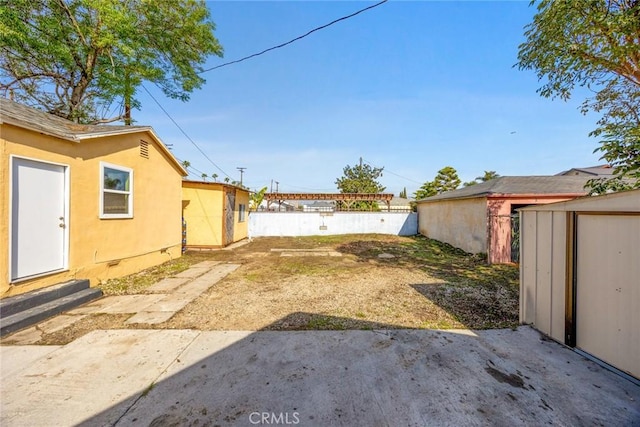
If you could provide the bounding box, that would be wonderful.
[249,212,418,237]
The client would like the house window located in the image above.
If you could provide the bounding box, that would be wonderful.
[100,162,133,218]
[239,204,246,222]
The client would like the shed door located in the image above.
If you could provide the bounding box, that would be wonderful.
[10,157,68,281]
[224,188,236,246]
[576,214,640,379]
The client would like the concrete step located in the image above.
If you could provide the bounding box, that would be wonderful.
[1,280,91,317]
[1,284,102,337]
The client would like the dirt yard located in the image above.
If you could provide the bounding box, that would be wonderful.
[12,235,520,344]
[113,235,518,330]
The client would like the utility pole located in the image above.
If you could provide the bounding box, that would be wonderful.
[236,167,246,186]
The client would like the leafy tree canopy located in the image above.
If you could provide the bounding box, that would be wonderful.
[464,170,500,187]
[250,187,268,211]
[517,0,640,193]
[414,166,461,200]
[0,0,223,123]
[335,159,385,194]
[335,158,385,210]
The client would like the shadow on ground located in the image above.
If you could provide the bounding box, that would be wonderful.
[335,235,520,329]
[2,314,638,426]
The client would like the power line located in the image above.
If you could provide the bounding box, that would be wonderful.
[362,158,424,185]
[200,0,388,73]
[139,2,388,183]
[141,84,231,179]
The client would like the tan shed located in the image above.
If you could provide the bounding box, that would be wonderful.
[519,189,640,380]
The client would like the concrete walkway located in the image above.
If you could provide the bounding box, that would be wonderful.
[1,260,639,426]
[2,261,240,344]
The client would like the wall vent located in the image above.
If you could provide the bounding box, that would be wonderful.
[140,140,149,159]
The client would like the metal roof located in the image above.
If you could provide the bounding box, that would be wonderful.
[416,176,592,203]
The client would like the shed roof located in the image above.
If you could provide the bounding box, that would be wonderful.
[181,180,250,193]
[519,188,640,212]
[416,176,592,203]
[0,98,186,175]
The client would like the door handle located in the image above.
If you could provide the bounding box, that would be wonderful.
[59,217,66,228]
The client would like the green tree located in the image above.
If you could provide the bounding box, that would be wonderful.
[464,170,500,187]
[335,158,385,211]
[399,187,407,199]
[517,0,640,193]
[477,170,499,182]
[413,181,437,200]
[250,186,268,211]
[433,166,461,194]
[201,173,208,181]
[0,0,223,123]
[415,166,461,199]
[212,173,218,182]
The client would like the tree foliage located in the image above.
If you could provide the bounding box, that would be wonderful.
[517,0,640,193]
[335,159,385,210]
[464,170,500,187]
[250,187,268,211]
[414,166,461,200]
[0,0,223,123]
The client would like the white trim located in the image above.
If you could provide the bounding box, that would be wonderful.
[8,155,70,283]
[99,161,134,219]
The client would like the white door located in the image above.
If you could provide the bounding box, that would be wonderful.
[10,157,68,281]
[576,214,640,379]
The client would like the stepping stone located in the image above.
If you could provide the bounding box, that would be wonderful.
[125,311,175,325]
[146,278,190,293]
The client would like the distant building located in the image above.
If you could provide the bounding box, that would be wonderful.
[303,201,335,212]
[556,164,614,177]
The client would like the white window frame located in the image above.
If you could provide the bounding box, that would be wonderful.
[239,204,246,222]
[99,162,133,219]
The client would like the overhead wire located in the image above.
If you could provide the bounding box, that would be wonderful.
[200,0,388,73]
[141,84,231,179]
[362,158,424,185]
[139,1,389,184]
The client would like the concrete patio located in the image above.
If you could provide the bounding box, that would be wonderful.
[2,326,638,426]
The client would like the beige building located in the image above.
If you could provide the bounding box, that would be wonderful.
[1,99,187,297]
[519,189,640,379]
[416,176,591,264]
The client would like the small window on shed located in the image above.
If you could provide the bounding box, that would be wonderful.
[140,140,149,159]
[239,204,246,222]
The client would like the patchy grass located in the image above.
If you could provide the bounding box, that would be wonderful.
[100,256,196,295]
[31,234,520,345]
[336,235,520,329]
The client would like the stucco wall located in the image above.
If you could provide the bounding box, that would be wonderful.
[234,190,249,243]
[181,182,249,247]
[1,124,184,297]
[417,198,487,254]
[248,212,417,237]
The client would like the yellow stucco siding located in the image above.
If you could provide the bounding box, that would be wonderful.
[182,183,225,247]
[181,182,249,248]
[234,190,249,243]
[1,124,184,297]
[417,197,488,254]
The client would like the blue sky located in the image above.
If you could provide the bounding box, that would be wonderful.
[135,1,603,196]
